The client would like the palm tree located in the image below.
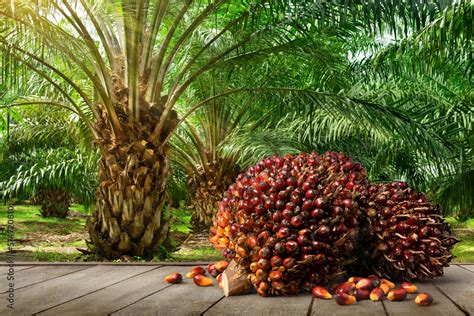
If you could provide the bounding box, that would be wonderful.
[1,0,467,258]
[1,148,98,217]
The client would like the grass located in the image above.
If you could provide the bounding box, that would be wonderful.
[445,217,474,263]
[0,204,88,262]
[167,245,223,262]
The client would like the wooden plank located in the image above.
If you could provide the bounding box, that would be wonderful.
[0,265,89,293]
[0,265,33,275]
[459,265,474,273]
[0,265,155,315]
[311,297,386,315]
[0,261,210,266]
[432,265,474,314]
[113,266,223,316]
[39,266,188,316]
[205,293,312,316]
[383,281,463,316]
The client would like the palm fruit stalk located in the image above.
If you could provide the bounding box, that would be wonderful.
[210,152,369,296]
[356,182,459,280]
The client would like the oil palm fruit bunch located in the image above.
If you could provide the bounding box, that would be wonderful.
[210,152,369,296]
[358,182,459,280]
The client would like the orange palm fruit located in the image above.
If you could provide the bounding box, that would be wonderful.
[379,283,390,294]
[186,267,206,278]
[370,288,385,301]
[312,286,332,300]
[400,282,417,293]
[415,293,433,306]
[164,273,182,284]
[387,288,407,301]
[193,274,213,286]
[334,293,356,305]
[381,278,395,289]
[217,274,223,288]
[215,260,229,273]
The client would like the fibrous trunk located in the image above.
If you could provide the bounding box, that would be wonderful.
[189,160,239,229]
[34,188,71,218]
[87,92,177,259]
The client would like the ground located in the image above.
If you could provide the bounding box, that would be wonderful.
[0,204,472,263]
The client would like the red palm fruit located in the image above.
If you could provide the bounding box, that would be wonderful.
[285,240,298,253]
[381,279,395,289]
[370,288,384,301]
[348,276,363,283]
[400,282,417,293]
[379,283,390,295]
[336,282,356,295]
[387,288,407,301]
[312,286,332,300]
[269,270,283,282]
[193,275,213,287]
[270,256,282,267]
[217,274,223,288]
[354,289,370,301]
[334,293,357,305]
[283,257,295,269]
[207,263,215,274]
[247,236,258,249]
[185,267,206,278]
[415,293,433,306]
[356,278,375,292]
[215,261,229,273]
[164,273,182,284]
[258,247,272,259]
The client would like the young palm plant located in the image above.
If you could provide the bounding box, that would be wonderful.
[1,148,98,217]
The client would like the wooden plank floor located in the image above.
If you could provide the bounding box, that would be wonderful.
[0,263,472,316]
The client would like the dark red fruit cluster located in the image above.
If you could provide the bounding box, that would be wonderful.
[210,152,369,296]
[210,152,459,296]
[357,182,459,280]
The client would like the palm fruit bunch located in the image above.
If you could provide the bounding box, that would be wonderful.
[209,152,369,296]
[356,181,459,280]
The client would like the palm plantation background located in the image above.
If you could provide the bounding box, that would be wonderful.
[0,0,472,262]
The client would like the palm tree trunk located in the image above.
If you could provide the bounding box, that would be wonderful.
[86,101,176,259]
[189,161,238,229]
[34,188,71,218]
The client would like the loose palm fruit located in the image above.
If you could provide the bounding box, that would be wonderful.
[370,288,384,301]
[356,278,375,292]
[207,264,215,274]
[334,293,357,305]
[415,293,433,306]
[354,289,370,301]
[217,274,223,288]
[312,286,332,300]
[379,283,390,295]
[193,274,213,287]
[186,267,206,278]
[401,282,417,294]
[336,282,356,295]
[164,273,183,284]
[387,288,407,301]
[215,261,229,273]
[381,279,395,289]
